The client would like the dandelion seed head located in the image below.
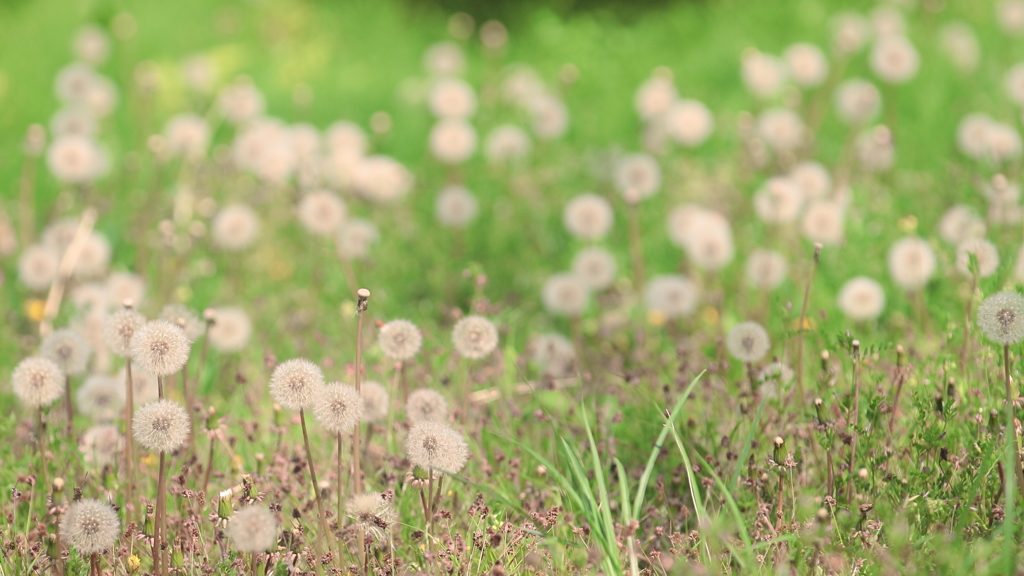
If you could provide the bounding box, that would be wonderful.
[207,307,252,353]
[226,505,279,553]
[939,205,986,244]
[298,191,347,236]
[572,247,617,291]
[754,177,804,224]
[423,41,465,77]
[211,204,260,252]
[429,78,477,119]
[940,22,980,72]
[542,273,590,317]
[726,322,771,363]
[785,43,828,88]
[41,328,91,376]
[47,135,104,184]
[451,315,499,360]
[59,499,120,555]
[834,79,882,126]
[644,275,699,319]
[77,375,123,422]
[160,304,205,341]
[73,25,110,65]
[837,277,886,322]
[833,12,871,54]
[406,388,448,424]
[378,320,423,361]
[336,218,380,260]
[346,492,397,542]
[11,357,65,408]
[165,113,210,159]
[682,211,735,270]
[957,114,996,160]
[269,358,324,410]
[870,35,919,84]
[563,193,613,241]
[757,108,805,152]
[888,237,936,291]
[855,126,895,172]
[663,99,714,147]
[360,381,390,423]
[130,320,191,377]
[614,153,661,201]
[313,383,363,434]
[746,249,788,291]
[741,50,786,99]
[354,156,414,203]
[530,333,576,378]
[18,244,59,291]
[956,237,1000,278]
[484,124,531,163]
[634,75,677,121]
[978,291,1024,345]
[119,366,159,405]
[133,399,190,453]
[406,420,468,475]
[72,232,111,279]
[51,107,97,138]
[435,185,479,228]
[429,119,477,165]
[802,201,845,245]
[218,81,265,125]
[79,424,122,467]
[789,161,832,199]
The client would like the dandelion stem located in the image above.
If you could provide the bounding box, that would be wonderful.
[847,340,861,503]
[335,432,346,566]
[1003,343,1024,505]
[124,359,135,523]
[156,451,168,576]
[354,288,370,495]
[63,375,73,437]
[299,409,329,564]
[36,408,47,490]
[795,243,821,411]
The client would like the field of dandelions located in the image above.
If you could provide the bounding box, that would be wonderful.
[9,0,1024,573]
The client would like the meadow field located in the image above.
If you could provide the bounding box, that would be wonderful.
[2,0,1024,574]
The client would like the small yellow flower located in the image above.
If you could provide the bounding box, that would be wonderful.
[898,215,918,233]
[701,306,719,326]
[792,317,816,330]
[141,453,158,467]
[127,554,141,573]
[646,309,666,327]
[24,299,46,322]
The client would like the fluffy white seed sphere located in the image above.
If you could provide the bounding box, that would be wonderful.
[429,78,477,119]
[801,201,845,245]
[956,238,999,278]
[837,277,886,321]
[313,383,364,434]
[41,328,91,376]
[406,388,448,424]
[541,273,590,317]
[133,399,190,453]
[227,505,279,553]
[977,291,1024,345]
[435,185,479,228]
[269,358,324,411]
[484,124,532,163]
[563,194,613,241]
[18,244,59,291]
[757,108,805,152]
[870,36,919,84]
[60,499,120,555]
[887,238,936,291]
[298,191,347,236]
[784,43,828,88]
[11,357,65,408]
[726,322,771,363]
[429,119,477,165]
[789,161,832,199]
[644,275,699,319]
[378,320,423,361]
[746,249,788,291]
[572,247,617,291]
[835,79,881,126]
[130,320,191,377]
[406,420,468,475]
[207,307,253,353]
[663,99,714,147]
[451,315,499,360]
[754,177,804,224]
[614,153,662,202]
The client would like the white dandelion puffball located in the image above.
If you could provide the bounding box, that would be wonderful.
[634,75,677,121]
[130,320,191,377]
[684,210,735,271]
[977,291,1024,345]
[429,119,477,165]
[55,63,98,103]
[837,277,886,321]
[218,81,265,125]
[406,388,448,423]
[754,177,804,224]
[60,499,120,555]
[542,273,590,317]
[888,238,936,291]
[801,201,845,245]
[269,358,324,411]
[871,5,905,37]
[741,50,786,99]
[51,107,97,137]
[212,204,260,251]
[326,121,368,156]
[133,399,190,453]
[77,375,123,422]
[73,25,110,65]
[406,420,468,475]
[354,155,414,202]
[106,272,146,308]
[529,93,570,140]
[833,11,871,54]
[72,232,111,279]
[41,328,91,376]
[957,114,996,160]
[160,304,204,341]
[378,319,423,361]
[42,218,78,251]
[938,205,985,244]
[227,505,279,553]
[784,43,828,88]
[855,126,895,172]
[563,193,613,241]
[423,41,465,77]
[835,79,881,126]
[360,381,390,423]
[165,113,210,159]
[346,493,398,541]
[664,99,714,147]
[956,238,999,278]
[870,36,919,84]
[207,307,253,353]
[746,249,788,291]
[614,153,661,202]
[119,366,159,406]
[530,333,576,378]
[47,135,104,184]
[429,78,477,119]
[313,383,364,434]
[645,275,699,319]
[12,357,65,408]
[18,244,59,291]
[789,161,831,199]
[484,124,531,163]
[572,247,617,291]
[757,108,805,153]
[1000,0,1024,34]
[435,185,479,228]
[290,123,321,163]
[940,22,980,72]
[298,190,347,236]
[666,204,704,248]
[336,218,379,260]
[726,322,771,363]
[80,424,122,467]
[103,308,145,357]
[452,315,499,360]
[987,122,1023,163]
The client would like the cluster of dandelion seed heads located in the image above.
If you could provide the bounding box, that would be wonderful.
[59,499,120,555]
[102,308,145,357]
[269,358,324,410]
[406,420,468,475]
[312,383,363,434]
[406,388,448,423]
[978,291,1024,345]
[41,328,91,376]
[726,322,771,363]
[346,492,398,542]
[130,320,191,376]
[12,357,65,407]
[451,315,499,359]
[133,399,190,453]
[226,505,279,553]
[378,319,423,361]
[360,381,390,423]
